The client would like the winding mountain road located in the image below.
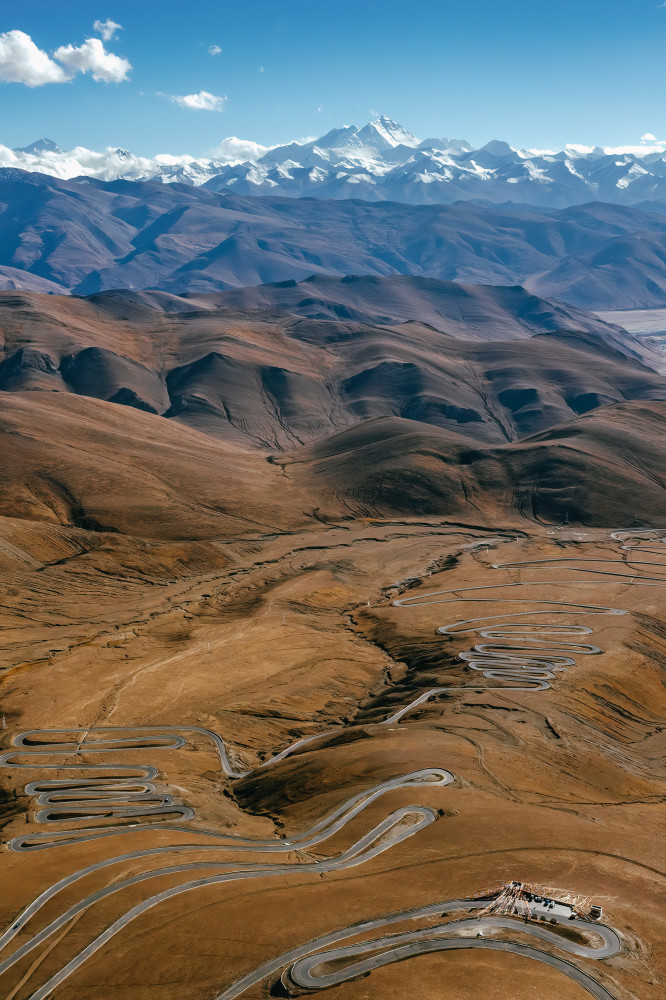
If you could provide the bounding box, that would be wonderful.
[219,899,619,1000]
[392,530,665,700]
[2,529,662,1000]
[4,805,444,1000]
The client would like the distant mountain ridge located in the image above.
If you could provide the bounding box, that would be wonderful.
[5,116,666,208]
[3,170,666,310]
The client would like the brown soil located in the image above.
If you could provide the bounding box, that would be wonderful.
[0,520,664,1000]
[0,290,663,1000]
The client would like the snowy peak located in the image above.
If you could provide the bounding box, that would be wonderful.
[355,116,420,149]
[297,117,419,155]
[14,138,62,155]
[5,122,666,209]
[419,136,474,154]
[479,139,514,158]
[313,125,358,146]
[258,118,420,167]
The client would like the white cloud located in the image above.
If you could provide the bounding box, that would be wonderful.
[0,30,130,87]
[0,141,210,183]
[54,37,131,83]
[259,65,265,72]
[209,136,270,162]
[93,19,123,42]
[522,147,557,156]
[564,143,597,155]
[169,90,227,111]
[0,142,145,180]
[0,29,69,86]
[208,44,222,56]
[0,139,277,184]
[0,134,279,180]
[605,141,666,155]
[641,132,657,142]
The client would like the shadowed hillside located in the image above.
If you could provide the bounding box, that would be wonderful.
[5,170,666,308]
[279,402,666,525]
[0,279,663,455]
[0,389,664,535]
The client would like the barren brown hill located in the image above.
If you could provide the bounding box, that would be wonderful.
[0,389,664,540]
[0,276,664,1000]
[280,401,666,525]
[0,392,310,539]
[0,279,663,452]
[0,516,664,1000]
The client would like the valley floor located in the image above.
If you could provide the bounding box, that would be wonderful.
[595,309,666,364]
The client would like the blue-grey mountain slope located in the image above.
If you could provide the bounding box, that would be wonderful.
[3,170,666,309]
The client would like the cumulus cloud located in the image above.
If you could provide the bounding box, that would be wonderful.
[0,29,131,86]
[209,136,270,162]
[169,90,227,111]
[54,38,131,83]
[208,44,222,56]
[93,18,123,42]
[641,132,657,142]
[0,142,201,183]
[0,139,275,184]
[0,30,70,86]
[0,135,277,182]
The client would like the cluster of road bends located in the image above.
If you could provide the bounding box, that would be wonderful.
[2,529,663,998]
[279,901,620,999]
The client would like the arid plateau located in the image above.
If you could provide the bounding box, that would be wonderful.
[0,271,664,999]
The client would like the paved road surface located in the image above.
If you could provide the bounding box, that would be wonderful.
[10,805,442,1000]
[0,771,452,981]
[217,899,619,999]
[2,529,661,999]
[392,531,665,700]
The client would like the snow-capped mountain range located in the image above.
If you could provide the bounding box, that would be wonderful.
[4,117,666,208]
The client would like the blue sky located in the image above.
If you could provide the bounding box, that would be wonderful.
[1,0,666,155]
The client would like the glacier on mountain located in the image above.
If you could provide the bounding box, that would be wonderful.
[4,115,666,207]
